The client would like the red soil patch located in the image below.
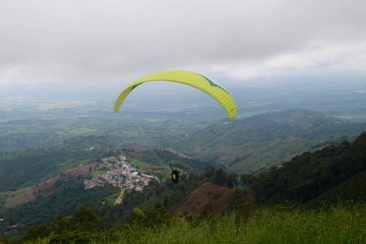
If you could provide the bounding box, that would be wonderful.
[172,182,234,216]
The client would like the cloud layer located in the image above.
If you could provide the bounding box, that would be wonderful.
[1,0,366,84]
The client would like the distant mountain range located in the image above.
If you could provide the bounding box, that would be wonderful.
[178,109,366,172]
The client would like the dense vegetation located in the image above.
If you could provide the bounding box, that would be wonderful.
[0,177,119,236]
[244,131,366,205]
[0,165,243,238]
[3,129,366,240]
[14,205,366,243]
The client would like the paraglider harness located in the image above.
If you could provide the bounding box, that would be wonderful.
[170,166,181,184]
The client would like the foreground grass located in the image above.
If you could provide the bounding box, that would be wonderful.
[30,205,366,244]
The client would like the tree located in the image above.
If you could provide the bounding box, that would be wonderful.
[214,168,226,186]
[226,173,237,188]
[205,166,215,179]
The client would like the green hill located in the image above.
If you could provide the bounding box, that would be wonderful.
[245,131,366,205]
[304,169,366,208]
[180,109,366,172]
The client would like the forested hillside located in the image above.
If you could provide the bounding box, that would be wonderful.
[244,131,366,205]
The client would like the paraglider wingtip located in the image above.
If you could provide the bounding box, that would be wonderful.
[113,105,120,113]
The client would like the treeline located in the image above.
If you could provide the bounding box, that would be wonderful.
[18,208,105,243]
[242,131,366,205]
[16,205,366,244]
[18,207,179,243]
[203,166,238,188]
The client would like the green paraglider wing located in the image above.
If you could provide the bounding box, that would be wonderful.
[114,70,236,120]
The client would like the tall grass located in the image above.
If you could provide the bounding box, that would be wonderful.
[31,205,366,244]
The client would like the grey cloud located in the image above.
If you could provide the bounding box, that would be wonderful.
[0,0,366,84]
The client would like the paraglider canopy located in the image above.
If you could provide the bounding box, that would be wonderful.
[114,70,236,120]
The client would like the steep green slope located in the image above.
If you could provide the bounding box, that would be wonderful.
[246,131,366,205]
[304,169,366,207]
[180,109,366,172]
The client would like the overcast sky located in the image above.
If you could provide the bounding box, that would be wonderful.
[1,0,366,85]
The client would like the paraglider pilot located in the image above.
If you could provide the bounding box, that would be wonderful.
[171,169,180,184]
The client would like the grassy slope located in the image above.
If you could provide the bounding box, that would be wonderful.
[30,205,366,244]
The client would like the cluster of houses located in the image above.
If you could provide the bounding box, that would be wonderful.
[83,155,157,194]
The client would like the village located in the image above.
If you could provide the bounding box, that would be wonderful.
[83,154,157,205]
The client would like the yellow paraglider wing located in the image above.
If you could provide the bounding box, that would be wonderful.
[114,70,236,120]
